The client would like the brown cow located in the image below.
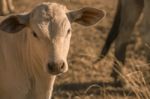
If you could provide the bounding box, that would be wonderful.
[99,0,150,87]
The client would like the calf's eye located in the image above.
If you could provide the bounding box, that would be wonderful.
[33,32,38,38]
[67,29,71,35]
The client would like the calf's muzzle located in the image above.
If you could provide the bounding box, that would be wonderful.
[47,60,66,75]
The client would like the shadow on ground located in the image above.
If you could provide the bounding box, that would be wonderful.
[54,81,135,97]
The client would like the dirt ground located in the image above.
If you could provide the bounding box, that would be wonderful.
[1,0,150,99]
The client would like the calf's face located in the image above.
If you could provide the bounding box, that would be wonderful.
[0,2,105,75]
[29,3,72,75]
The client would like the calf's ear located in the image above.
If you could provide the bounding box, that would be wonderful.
[0,13,29,33]
[67,7,105,26]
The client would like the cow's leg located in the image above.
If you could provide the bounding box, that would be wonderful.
[0,0,9,15]
[7,0,15,13]
[111,0,143,87]
[140,0,150,62]
[100,0,121,59]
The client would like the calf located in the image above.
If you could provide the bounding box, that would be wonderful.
[0,2,105,99]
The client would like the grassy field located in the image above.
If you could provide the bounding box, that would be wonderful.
[2,0,150,98]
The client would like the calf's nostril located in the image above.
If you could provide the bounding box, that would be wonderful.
[47,61,66,74]
[60,62,65,70]
[47,63,54,71]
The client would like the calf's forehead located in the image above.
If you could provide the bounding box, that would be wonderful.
[30,3,69,23]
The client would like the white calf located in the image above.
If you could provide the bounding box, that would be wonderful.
[0,2,105,99]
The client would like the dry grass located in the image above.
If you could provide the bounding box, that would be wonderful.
[124,62,150,99]
[52,49,150,99]
[53,61,150,99]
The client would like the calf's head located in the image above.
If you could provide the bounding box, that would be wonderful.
[0,2,105,75]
